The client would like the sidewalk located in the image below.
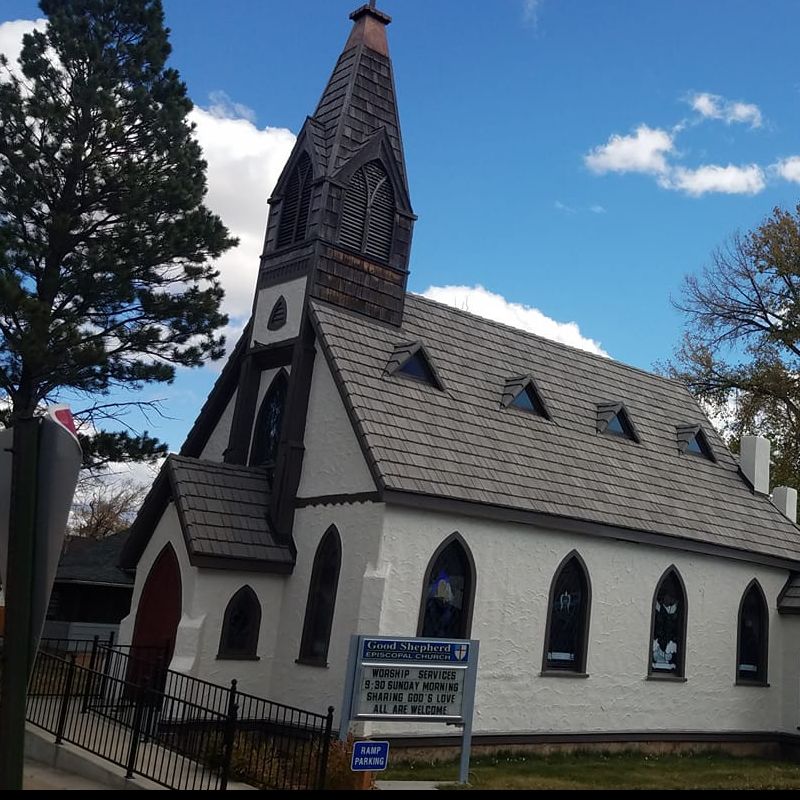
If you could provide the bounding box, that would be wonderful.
[23,759,111,790]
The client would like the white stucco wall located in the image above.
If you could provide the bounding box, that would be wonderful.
[367,505,794,737]
[199,389,238,462]
[118,502,288,696]
[297,353,376,499]
[251,277,306,347]
[267,502,386,722]
[122,498,800,740]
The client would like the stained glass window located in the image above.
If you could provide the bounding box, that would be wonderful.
[420,538,473,640]
[218,586,261,659]
[250,371,287,467]
[738,582,768,683]
[651,570,686,676]
[299,527,342,664]
[545,556,589,671]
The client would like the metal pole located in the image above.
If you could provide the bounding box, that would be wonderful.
[220,679,238,791]
[318,706,335,790]
[82,635,100,713]
[458,640,479,785]
[55,654,76,745]
[126,680,147,779]
[0,418,41,790]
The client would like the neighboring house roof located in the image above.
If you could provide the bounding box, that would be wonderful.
[122,455,294,572]
[58,531,134,587]
[310,293,800,567]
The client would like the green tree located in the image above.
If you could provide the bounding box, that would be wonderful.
[0,0,236,470]
[666,204,800,490]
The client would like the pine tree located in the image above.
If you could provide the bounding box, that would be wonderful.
[0,0,236,468]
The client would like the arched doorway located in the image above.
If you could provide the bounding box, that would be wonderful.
[129,543,182,687]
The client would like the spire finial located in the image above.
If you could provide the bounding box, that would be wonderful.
[346,3,392,55]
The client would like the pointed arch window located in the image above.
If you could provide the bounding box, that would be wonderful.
[218,586,261,660]
[277,152,313,248]
[249,370,288,468]
[298,526,342,665]
[649,567,687,678]
[418,534,475,640]
[338,160,395,262]
[737,580,769,685]
[543,553,591,673]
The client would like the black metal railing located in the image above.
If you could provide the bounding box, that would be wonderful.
[23,638,335,790]
[27,649,231,790]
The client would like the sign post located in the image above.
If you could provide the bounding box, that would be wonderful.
[0,406,82,790]
[341,635,479,784]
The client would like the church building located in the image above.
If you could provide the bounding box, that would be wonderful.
[120,3,800,751]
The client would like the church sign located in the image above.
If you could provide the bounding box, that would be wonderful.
[340,635,479,784]
[354,638,471,720]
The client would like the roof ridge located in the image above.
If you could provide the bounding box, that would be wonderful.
[406,292,687,392]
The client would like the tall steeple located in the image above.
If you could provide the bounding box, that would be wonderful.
[256,1,414,327]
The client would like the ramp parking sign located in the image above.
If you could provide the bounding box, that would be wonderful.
[351,741,389,772]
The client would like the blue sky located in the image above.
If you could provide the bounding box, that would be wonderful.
[2,0,800,467]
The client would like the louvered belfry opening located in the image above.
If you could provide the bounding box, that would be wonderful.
[277,152,313,248]
[338,160,395,261]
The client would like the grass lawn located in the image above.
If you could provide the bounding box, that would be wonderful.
[382,750,800,789]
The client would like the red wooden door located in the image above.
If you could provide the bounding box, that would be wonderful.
[129,544,182,687]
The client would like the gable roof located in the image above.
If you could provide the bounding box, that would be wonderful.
[121,455,294,572]
[310,293,800,566]
[57,531,134,587]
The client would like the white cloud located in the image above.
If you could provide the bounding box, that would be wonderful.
[554,200,575,214]
[773,156,800,183]
[664,163,766,196]
[189,103,296,321]
[420,284,608,357]
[0,18,47,80]
[689,92,763,128]
[523,0,543,27]
[584,125,674,176]
[207,90,257,123]
[590,204,607,214]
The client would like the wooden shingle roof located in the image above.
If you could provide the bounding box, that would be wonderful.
[311,293,800,567]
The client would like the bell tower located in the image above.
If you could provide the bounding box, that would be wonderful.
[224,3,414,547]
[253,1,414,335]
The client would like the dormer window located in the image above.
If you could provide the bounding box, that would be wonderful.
[501,376,550,418]
[677,425,715,461]
[597,402,639,442]
[385,342,443,390]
